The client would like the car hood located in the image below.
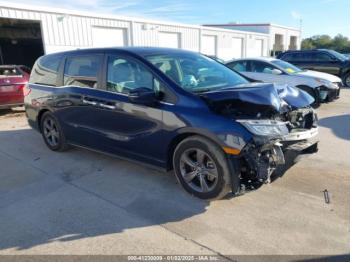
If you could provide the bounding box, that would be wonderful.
[200,82,314,117]
[296,70,342,83]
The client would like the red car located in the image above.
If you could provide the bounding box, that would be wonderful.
[0,65,31,109]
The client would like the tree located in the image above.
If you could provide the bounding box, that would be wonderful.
[301,34,350,53]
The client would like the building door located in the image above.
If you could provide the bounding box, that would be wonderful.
[231,37,244,59]
[201,35,217,56]
[92,27,127,48]
[158,32,181,48]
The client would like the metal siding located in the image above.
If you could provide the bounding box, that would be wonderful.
[0,5,269,58]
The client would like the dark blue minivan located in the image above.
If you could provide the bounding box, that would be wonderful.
[25,47,319,200]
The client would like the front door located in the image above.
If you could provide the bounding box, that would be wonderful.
[78,54,166,166]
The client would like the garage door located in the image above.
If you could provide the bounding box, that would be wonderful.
[158,32,181,48]
[92,27,126,48]
[0,18,44,67]
[201,35,217,56]
[231,38,243,59]
[253,39,264,57]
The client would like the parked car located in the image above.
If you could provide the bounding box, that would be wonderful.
[226,57,342,106]
[277,49,350,87]
[205,55,226,64]
[0,65,31,109]
[25,48,318,200]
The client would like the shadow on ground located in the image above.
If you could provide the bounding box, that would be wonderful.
[0,128,211,251]
[319,114,350,141]
[0,126,304,251]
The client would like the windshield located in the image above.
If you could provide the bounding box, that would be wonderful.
[145,52,249,93]
[328,50,349,61]
[271,60,303,74]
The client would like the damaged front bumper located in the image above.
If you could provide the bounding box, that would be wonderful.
[238,127,318,184]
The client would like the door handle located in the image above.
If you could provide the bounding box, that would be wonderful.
[99,103,116,110]
[82,98,98,106]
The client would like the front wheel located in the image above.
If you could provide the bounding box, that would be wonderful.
[40,112,69,151]
[173,136,234,200]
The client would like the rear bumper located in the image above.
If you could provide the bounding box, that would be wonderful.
[0,102,23,109]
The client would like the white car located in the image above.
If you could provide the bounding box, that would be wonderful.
[226,57,342,105]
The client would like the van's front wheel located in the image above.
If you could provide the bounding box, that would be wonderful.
[173,136,233,200]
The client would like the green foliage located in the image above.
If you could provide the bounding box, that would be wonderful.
[302,34,350,53]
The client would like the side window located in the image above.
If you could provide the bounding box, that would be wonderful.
[29,54,62,86]
[281,53,294,61]
[250,61,276,74]
[107,56,155,95]
[313,52,333,62]
[64,55,102,88]
[227,61,248,72]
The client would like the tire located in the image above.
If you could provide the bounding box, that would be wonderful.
[343,73,350,88]
[40,111,69,152]
[297,86,320,108]
[173,136,234,200]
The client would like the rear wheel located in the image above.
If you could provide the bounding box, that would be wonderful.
[173,136,234,200]
[297,86,320,108]
[40,112,69,151]
[343,73,350,88]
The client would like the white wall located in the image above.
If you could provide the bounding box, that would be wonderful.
[0,3,270,61]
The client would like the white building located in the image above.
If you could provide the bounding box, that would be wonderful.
[0,2,271,67]
[203,23,301,57]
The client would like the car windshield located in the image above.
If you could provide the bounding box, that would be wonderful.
[328,50,349,61]
[145,52,249,93]
[0,67,21,77]
[271,60,303,74]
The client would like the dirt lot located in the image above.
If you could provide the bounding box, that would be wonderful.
[0,90,350,257]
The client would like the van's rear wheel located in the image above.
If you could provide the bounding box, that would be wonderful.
[40,112,69,152]
[173,136,233,200]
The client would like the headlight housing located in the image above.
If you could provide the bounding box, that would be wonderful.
[315,78,338,90]
[237,119,289,137]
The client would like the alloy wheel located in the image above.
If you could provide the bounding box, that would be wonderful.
[179,148,218,193]
[346,76,350,87]
[43,117,60,147]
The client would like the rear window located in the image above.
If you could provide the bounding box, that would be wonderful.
[64,55,102,88]
[226,61,248,72]
[30,54,62,86]
[0,67,21,77]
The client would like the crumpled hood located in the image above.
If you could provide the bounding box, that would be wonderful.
[201,82,314,114]
[296,70,342,83]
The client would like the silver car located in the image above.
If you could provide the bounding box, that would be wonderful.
[226,57,342,105]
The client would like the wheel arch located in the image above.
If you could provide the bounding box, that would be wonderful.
[166,129,226,171]
[37,108,51,132]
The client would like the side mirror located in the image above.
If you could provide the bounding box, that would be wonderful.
[271,69,283,75]
[128,87,157,105]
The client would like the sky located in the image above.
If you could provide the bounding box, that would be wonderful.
[4,0,350,38]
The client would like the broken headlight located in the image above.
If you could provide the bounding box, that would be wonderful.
[237,120,289,137]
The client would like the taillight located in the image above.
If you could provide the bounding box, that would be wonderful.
[23,84,31,96]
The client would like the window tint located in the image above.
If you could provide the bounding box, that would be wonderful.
[64,55,102,88]
[0,67,21,76]
[29,54,62,86]
[250,61,276,73]
[282,52,311,62]
[107,56,155,95]
[227,61,248,72]
[312,52,333,62]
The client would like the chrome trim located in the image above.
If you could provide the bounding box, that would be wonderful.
[282,127,318,142]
